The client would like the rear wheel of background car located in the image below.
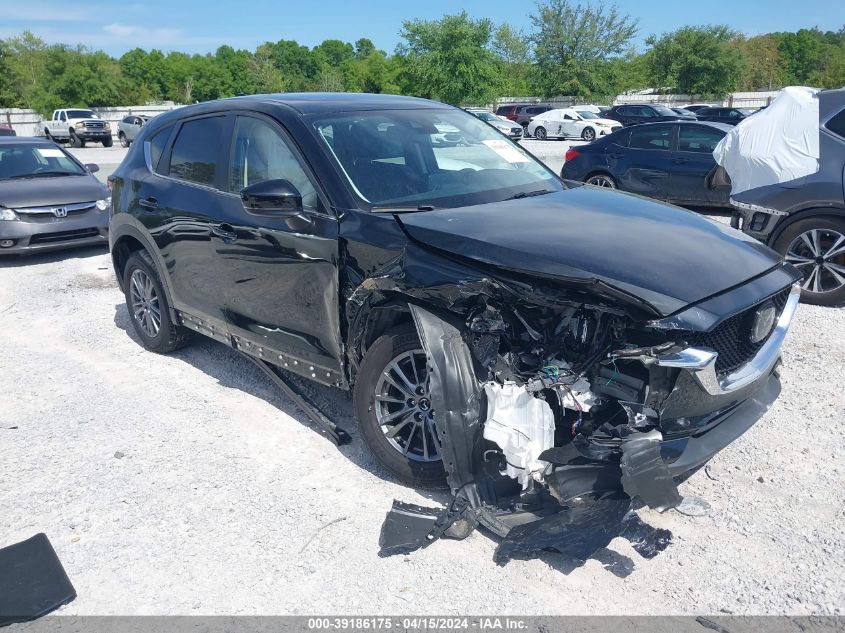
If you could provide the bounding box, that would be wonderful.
[44,129,53,142]
[582,127,596,141]
[122,250,192,354]
[353,324,447,489]
[773,216,845,306]
[103,136,113,148]
[118,132,129,148]
[535,126,547,140]
[586,173,617,189]
[522,124,529,138]
[69,131,83,148]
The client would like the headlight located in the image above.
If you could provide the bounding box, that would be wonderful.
[104,123,111,129]
[95,197,111,211]
[0,208,18,221]
[75,122,85,129]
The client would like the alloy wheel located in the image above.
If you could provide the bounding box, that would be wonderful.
[583,127,596,141]
[587,175,616,188]
[785,228,845,295]
[374,349,441,462]
[129,268,162,337]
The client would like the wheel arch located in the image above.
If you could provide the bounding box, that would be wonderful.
[583,168,615,183]
[766,206,845,247]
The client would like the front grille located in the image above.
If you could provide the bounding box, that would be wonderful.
[84,121,105,129]
[29,228,100,244]
[688,288,790,374]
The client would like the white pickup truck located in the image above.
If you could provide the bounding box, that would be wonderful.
[44,109,113,147]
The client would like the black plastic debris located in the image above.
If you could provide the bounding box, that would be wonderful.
[620,430,683,512]
[0,533,76,627]
[379,497,471,556]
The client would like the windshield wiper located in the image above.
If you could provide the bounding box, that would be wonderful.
[372,204,437,213]
[6,171,83,179]
[506,188,555,200]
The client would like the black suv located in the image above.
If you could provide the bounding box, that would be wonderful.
[605,104,686,127]
[109,94,800,559]
[695,107,754,126]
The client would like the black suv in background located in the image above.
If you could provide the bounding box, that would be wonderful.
[605,104,686,127]
[107,93,800,561]
[495,103,555,135]
[696,107,754,126]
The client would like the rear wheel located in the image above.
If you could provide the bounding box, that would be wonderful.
[44,128,53,142]
[122,250,192,353]
[118,132,129,148]
[585,173,617,189]
[353,325,447,489]
[773,216,845,306]
[582,127,596,141]
[535,126,547,140]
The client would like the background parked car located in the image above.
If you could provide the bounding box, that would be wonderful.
[528,108,620,140]
[515,104,554,135]
[117,115,151,147]
[605,103,686,127]
[682,103,717,113]
[0,137,110,254]
[466,109,524,140]
[0,124,15,137]
[695,107,753,125]
[561,121,732,208]
[574,104,611,115]
[672,107,698,120]
[574,108,626,132]
[495,104,527,121]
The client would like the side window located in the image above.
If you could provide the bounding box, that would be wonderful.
[638,106,655,118]
[167,117,224,187]
[629,126,671,150]
[617,106,632,116]
[825,108,845,140]
[60,112,67,122]
[728,110,741,118]
[147,126,172,173]
[122,116,133,124]
[228,116,318,210]
[678,126,725,153]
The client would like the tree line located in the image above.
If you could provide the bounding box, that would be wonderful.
[0,0,842,116]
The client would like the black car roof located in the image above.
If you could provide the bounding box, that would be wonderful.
[615,121,733,132]
[0,136,58,147]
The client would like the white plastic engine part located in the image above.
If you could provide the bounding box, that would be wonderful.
[556,376,600,412]
[482,382,556,488]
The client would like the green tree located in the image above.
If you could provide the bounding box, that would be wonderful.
[397,12,502,105]
[732,35,787,90]
[530,0,638,98]
[644,25,743,97]
[492,24,533,97]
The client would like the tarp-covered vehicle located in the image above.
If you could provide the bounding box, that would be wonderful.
[108,94,802,564]
[716,86,845,306]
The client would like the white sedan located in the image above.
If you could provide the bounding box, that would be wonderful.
[527,108,621,141]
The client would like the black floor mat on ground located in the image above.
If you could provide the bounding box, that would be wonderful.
[0,533,76,627]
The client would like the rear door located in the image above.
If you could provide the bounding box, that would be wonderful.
[213,113,343,379]
[149,113,234,330]
[670,124,729,205]
[616,124,673,199]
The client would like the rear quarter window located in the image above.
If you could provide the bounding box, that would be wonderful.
[825,108,845,140]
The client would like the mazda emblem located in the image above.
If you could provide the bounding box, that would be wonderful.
[749,302,777,344]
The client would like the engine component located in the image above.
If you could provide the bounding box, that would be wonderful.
[482,382,555,488]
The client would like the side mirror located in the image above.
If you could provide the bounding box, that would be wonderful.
[85,163,100,173]
[240,179,303,215]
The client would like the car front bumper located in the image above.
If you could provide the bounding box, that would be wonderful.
[0,211,109,254]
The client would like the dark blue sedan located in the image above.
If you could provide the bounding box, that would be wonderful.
[560,121,733,209]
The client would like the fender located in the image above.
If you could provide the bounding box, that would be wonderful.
[766,205,845,246]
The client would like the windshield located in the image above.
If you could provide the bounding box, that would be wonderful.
[653,105,677,116]
[0,144,86,180]
[576,111,599,119]
[66,109,96,119]
[473,112,496,122]
[312,109,561,209]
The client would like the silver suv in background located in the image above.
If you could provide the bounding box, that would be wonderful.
[117,115,151,147]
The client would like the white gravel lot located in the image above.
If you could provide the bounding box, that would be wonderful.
[0,145,843,616]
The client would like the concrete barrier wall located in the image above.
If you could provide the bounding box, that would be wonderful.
[0,104,182,138]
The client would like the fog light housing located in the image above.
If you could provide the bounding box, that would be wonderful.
[0,239,15,248]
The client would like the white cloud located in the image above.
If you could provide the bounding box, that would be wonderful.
[102,22,184,41]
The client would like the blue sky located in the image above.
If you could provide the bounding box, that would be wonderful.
[1,0,842,56]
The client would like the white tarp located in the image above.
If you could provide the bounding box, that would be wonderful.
[713,86,821,195]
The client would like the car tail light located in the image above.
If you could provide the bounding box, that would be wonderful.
[565,149,580,162]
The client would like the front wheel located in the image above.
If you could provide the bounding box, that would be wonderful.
[118,132,129,148]
[535,126,547,140]
[69,131,83,148]
[585,173,617,189]
[44,128,53,142]
[353,325,447,489]
[103,135,113,147]
[582,127,596,141]
[773,216,845,306]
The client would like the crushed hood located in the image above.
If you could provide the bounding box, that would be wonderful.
[397,186,782,316]
[0,175,108,209]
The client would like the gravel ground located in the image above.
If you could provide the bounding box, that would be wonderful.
[0,146,843,616]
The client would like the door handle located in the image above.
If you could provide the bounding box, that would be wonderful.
[138,197,159,212]
[211,223,238,242]
[672,157,688,164]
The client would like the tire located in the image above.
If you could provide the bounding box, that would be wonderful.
[353,324,447,489]
[44,128,53,142]
[118,132,129,148]
[772,216,845,306]
[522,124,529,138]
[103,135,113,147]
[582,127,596,141]
[535,126,547,140]
[69,131,83,148]
[585,173,617,189]
[122,250,192,353]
